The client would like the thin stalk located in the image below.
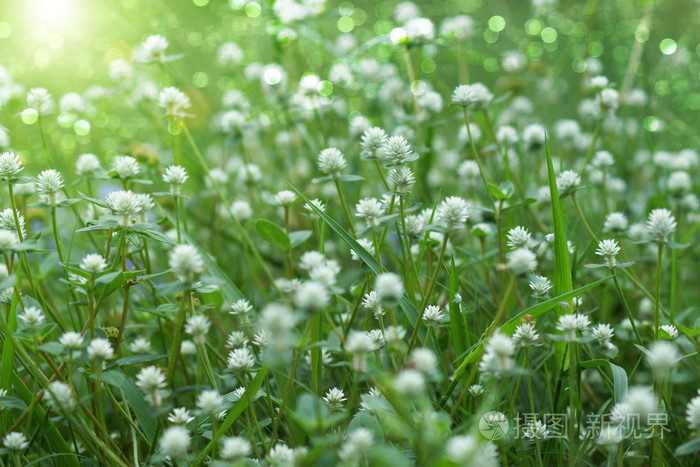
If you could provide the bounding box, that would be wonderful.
[50,206,67,262]
[37,115,55,167]
[408,235,448,351]
[333,178,356,236]
[579,119,603,178]
[654,243,663,339]
[462,108,493,205]
[166,299,188,385]
[611,270,644,346]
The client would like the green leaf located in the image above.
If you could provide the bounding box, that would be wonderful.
[0,396,27,410]
[545,136,573,317]
[579,359,627,403]
[78,191,108,208]
[112,353,167,368]
[38,341,65,355]
[57,198,81,208]
[194,366,268,464]
[545,136,574,370]
[676,437,700,456]
[99,369,156,441]
[255,218,291,250]
[289,230,312,248]
[487,183,507,200]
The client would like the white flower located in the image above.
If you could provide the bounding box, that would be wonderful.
[130,337,152,353]
[339,427,374,463]
[0,152,23,180]
[423,305,444,326]
[446,434,498,466]
[180,340,196,356]
[0,230,17,251]
[169,244,205,282]
[362,291,384,317]
[375,273,404,302]
[506,226,532,249]
[45,381,77,412]
[479,333,515,375]
[440,15,474,40]
[529,275,552,297]
[80,253,107,275]
[275,190,297,206]
[556,170,581,195]
[523,420,549,440]
[382,135,417,165]
[355,198,386,229]
[159,426,190,459]
[409,348,438,376]
[168,407,194,425]
[603,212,628,233]
[227,347,255,371]
[267,443,295,464]
[323,387,347,409]
[26,88,53,114]
[295,281,330,310]
[556,314,590,341]
[231,200,253,221]
[360,127,388,159]
[230,298,253,315]
[112,155,140,179]
[660,324,678,339]
[346,331,376,354]
[18,306,44,330]
[317,147,346,176]
[389,166,415,194]
[626,386,656,424]
[184,315,210,345]
[87,338,114,361]
[469,384,484,396]
[59,331,84,350]
[595,239,620,268]
[646,208,676,241]
[36,169,64,202]
[3,432,29,451]
[404,17,434,43]
[163,165,188,192]
[592,323,615,347]
[220,436,252,460]
[646,341,679,374]
[197,390,223,415]
[513,323,539,347]
[217,42,243,66]
[507,248,537,276]
[140,34,169,62]
[597,426,623,447]
[136,366,167,405]
[437,196,469,230]
[158,87,191,119]
[686,394,700,431]
[451,83,493,109]
[105,190,141,225]
[599,88,619,113]
[394,369,425,396]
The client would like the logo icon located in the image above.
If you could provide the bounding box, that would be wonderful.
[479,411,509,440]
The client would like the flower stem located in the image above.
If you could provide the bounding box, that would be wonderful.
[654,243,663,339]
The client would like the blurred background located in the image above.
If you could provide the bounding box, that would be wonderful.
[0,0,699,152]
